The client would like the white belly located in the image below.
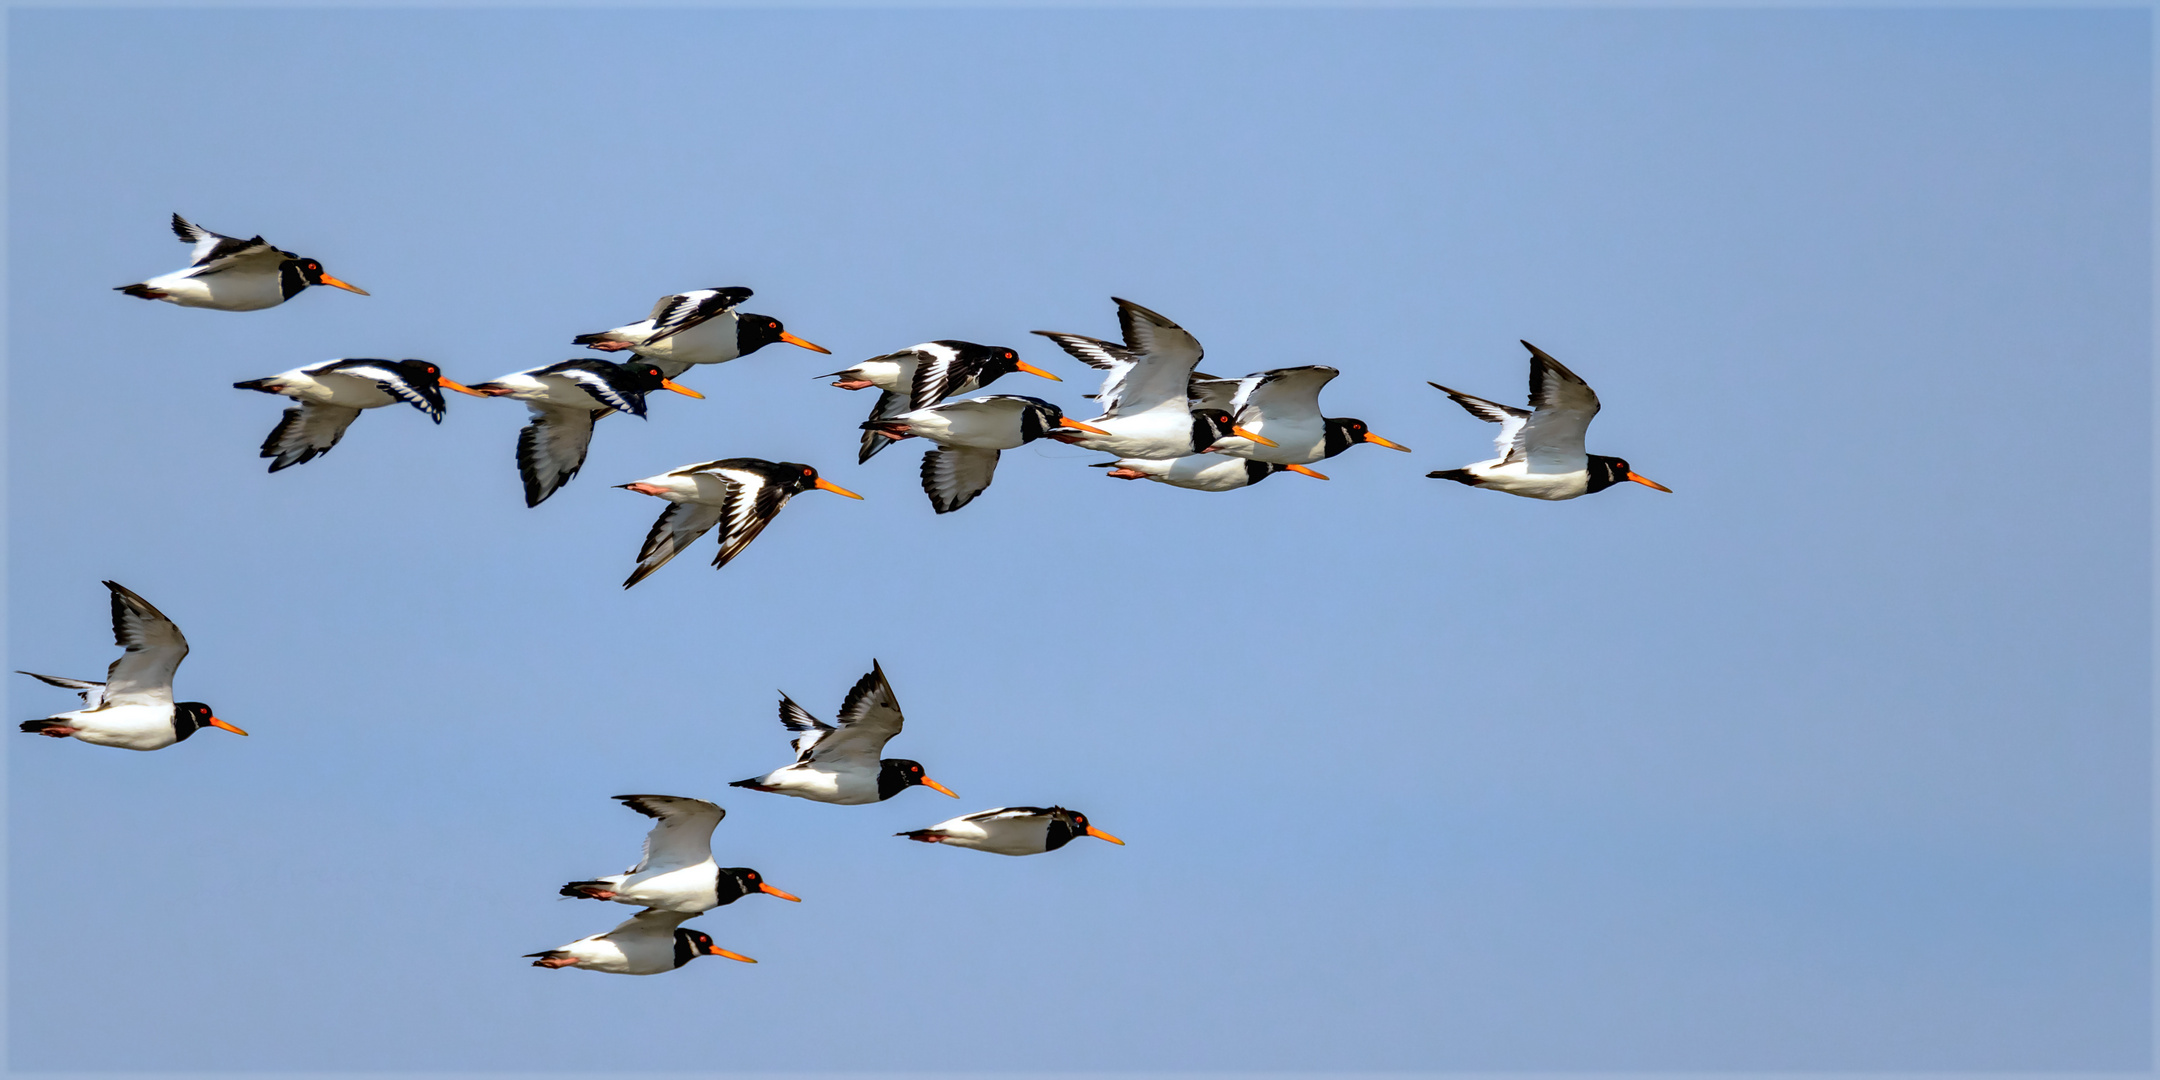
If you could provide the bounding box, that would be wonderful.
[63,705,179,751]
[1063,409,1195,459]
[760,764,881,804]
[144,269,288,311]
[1468,459,1591,500]
[614,863,719,913]
[1213,416,1326,464]
[632,316,739,367]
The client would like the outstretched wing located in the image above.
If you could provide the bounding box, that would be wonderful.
[709,470,794,570]
[778,692,836,762]
[858,390,908,464]
[613,795,724,875]
[799,662,904,768]
[1429,382,1531,464]
[99,582,187,708]
[1093,299,1205,417]
[1187,372,1249,413]
[313,359,444,420]
[623,501,726,589]
[17,671,107,710]
[171,213,285,276]
[517,404,598,507]
[261,403,362,472]
[644,287,752,344]
[1235,366,1338,423]
[535,361,645,417]
[1518,341,1601,473]
[919,447,1000,514]
[906,345,979,409]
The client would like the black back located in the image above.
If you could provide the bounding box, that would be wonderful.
[713,867,769,906]
[672,928,716,969]
[735,313,792,356]
[169,701,217,743]
[877,759,933,801]
[1585,455,1633,494]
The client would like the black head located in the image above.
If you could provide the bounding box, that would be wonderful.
[611,360,672,393]
[876,758,958,801]
[389,359,454,414]
[278,256,367,300]
[1015,398,1065,444]
[1043,806,1125,850]
[947,341,1023,375]
[673,927,717,969]
[716,867,801,905]
[1585,454,1670,494]
[1191,408,1238,452]
[774,461,827,495]
[734,313,830,358]
[1322,417,1367,459]
[171,701,243,742]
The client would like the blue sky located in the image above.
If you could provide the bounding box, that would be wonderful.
[6,7,2150,1074]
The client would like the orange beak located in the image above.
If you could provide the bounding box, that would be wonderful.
[920,776,960,798]
[205,716,249,736]
[1059,418,1111,435]
[444,380,491,397]
[660,379,705,399]
[758,882,803,902]
[1231,425,1277,447]
[1285,463,1330,480]
[1364,434,1412,452]
[1627,472,1672,492]
[1015,361,1062,382]
[779,332,831,355]
[1085,825,1126,846]
[707,945,758,963]
[813,477,864,499]
[317,274,369,295]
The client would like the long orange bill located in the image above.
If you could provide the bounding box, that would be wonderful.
[758,883,803,902]
[1231,425,1278,448]
[206,716,249,736]
[1085,825,1126,846]
[707,945,758,963]
[1364,434,1413,452]
[1627,472,1673,492]
[1059,418,1111,435]
[779,332,831,355]
[1285,463,1330,480]
[318,274,369,296]
[443,379,491,397]
[1015,361,1062,382]
[813,477,865,500]
[921,776,960,798]
[660,379,705,399]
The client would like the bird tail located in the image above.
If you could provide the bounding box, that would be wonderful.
[114,283,164,299]
[1426,469,1481,486]
[559,880,612,900]
[894,830,944,843]
[18,719,67,734]
[727,778,774,791]
[232,378,282,393]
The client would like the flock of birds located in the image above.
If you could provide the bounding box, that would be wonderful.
[23,213,1671,975]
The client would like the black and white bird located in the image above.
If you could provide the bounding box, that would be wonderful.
[462,359,706,507]
[116,213,369,310]
[730,661,958,805]
[1034,298,1273,459]
[526,909,754,974]
[1092,454,1329,491]
[615,458,863,588]
[559,795,801,914]
[573,287,829,377]
[18,581,246,751]
[234,358,473,472]
[1192,365,1412,464]
[898,806,1125,856]
[823,341,1062,463]
[1427,341,1671,500]
[861,395,1108,514]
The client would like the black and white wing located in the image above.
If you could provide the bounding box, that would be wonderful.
[708,468,796,570]
[534,360,645,417]
[799,662,905,768]
[858,390,909,464]
[643,287,752,345]
[172,214,284,275]
[1518,341,1602,473]
[99,582,187,708]
[1097,298,1206,417]
[260,403,363,472]
[778,692,837,762]
[624,500,728,588]
[17,671,108,710]
[906,344,977,409]
[1032,330,1139,409]
[919,447,1000,514]
[1429,382,1530,463]
[1236,366,1338,423]
[517,404,598,507]
[613,795,724,876]
[311,359,446,421]
[1187,372,1249,413]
